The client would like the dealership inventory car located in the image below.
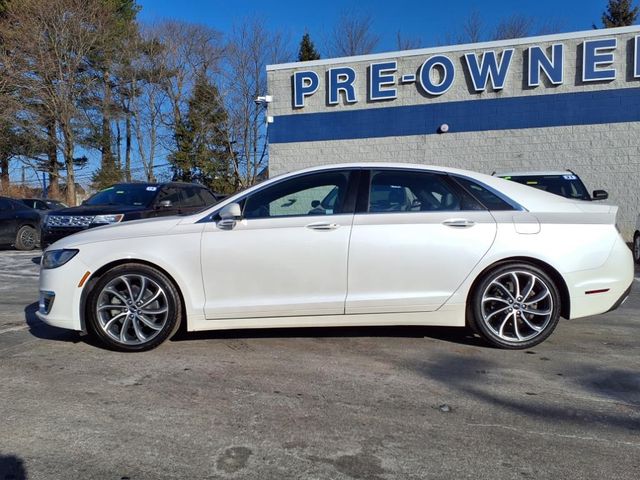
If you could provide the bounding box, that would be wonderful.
[41,182,221,247]
[21,198,67,211]
[37,164,633,352]
[493,170,608,201]
[0,196,41,250]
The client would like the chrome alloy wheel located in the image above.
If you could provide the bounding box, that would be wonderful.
[480,270,554,343]
[96,274,169,346]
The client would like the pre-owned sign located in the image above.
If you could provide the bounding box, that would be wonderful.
[292,37,640,108]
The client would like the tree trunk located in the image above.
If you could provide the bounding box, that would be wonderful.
[125,114,131,181]
[0,153,9,194]
[101,70,114,173]
[46,116,60,198]
[62,125,76,206]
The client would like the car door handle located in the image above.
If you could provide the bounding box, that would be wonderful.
[442,218,475,228]
[306,222,340,231]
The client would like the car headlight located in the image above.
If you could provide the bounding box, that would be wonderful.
[91,214,124,225]
[42,249,79,269]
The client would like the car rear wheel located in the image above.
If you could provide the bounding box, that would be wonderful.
[469,263,561,349]
[633,232,640,264]
[15,225,37,250]
[86,264,182,352]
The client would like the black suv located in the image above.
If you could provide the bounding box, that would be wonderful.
[0,196,42,250]
[21,198,67,211]
[42,182,221,247]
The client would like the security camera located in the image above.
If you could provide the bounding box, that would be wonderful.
[255,95,273,104]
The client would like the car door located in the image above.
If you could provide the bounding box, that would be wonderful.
[200,169,357,320]
[0,198,17,244]
[346,168,498,314]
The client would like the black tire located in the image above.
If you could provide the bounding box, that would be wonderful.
[15,225,37,251]
[468,262,561,349]
[86,263,182,352]
[633,232,640,264]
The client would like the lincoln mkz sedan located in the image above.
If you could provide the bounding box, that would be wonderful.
[36,164,633,352]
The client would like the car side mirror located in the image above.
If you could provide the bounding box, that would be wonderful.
[217,202,242,230]
[592,190,608,201]
[158,200,172,209]
[219,202,242,220]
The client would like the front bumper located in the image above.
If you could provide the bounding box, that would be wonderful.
[35,256,91,331]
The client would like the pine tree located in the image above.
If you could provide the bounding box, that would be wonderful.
[601,0,639,27]
[169,74,234,192]
[297,32,320,61]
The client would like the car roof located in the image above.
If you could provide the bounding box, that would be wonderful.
[109,181,210,188]
[493,170,576,177]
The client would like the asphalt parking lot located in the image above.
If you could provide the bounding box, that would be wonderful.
[0,250,638,480]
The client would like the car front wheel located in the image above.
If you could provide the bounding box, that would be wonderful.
[86,264,182,352]
[469,263,561,349]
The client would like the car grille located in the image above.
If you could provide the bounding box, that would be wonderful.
[46,215,94,228]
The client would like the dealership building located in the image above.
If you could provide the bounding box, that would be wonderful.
[266,26,640,238]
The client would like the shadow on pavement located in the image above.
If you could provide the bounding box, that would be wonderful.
[406,353,640,432]
[173,324,486,347]
[24,302,81,344]
[0,454,27,480]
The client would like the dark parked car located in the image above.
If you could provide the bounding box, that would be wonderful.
[492,170,608,201]
[21,198,67,211]
[41,182,221,247]
[0,196,41,250]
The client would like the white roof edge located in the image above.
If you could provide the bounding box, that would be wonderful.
[267,25,640,71]
[494,170,574,176]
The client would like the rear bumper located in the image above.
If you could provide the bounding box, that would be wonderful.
[606,283,632,313]
[565,234,634,319]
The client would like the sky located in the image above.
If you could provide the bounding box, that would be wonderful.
[137,0,611,55]
[12,0,625,188]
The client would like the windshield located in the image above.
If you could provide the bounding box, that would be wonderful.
[85,184,158,207]
[499,174,591,201]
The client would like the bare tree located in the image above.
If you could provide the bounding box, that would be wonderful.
[223,19,290,187]
[326,12,380,57]
[1,0,114,205]
[493,14,535,40]
[395,31,422,51]
[142,21,224,180]
[461,10,484,43]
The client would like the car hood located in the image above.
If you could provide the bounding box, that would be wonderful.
[47,216,188,250]
[48,204,149,216]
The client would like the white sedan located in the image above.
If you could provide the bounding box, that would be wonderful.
[36,163,633,352]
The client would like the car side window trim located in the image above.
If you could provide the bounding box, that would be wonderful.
[198,168,361,223]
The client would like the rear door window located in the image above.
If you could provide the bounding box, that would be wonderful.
[368,170,482,213]
[453,176,517,210]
